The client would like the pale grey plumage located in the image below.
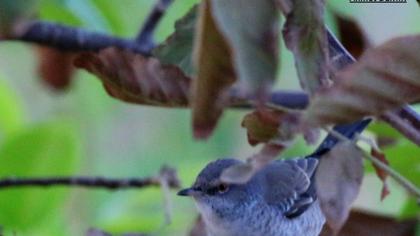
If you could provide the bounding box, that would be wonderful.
[178,158,325,236]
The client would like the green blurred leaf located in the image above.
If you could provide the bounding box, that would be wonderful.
[65,0,111,32]
[90,0,125,35]
[0,121,81,230]
[39,0,82,26]
[368,122,402,139]
[0,77,25,135]
[399,197,420,219]
[386,141,420,186]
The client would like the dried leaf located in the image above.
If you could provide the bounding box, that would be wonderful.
[211,0,279,93]
[283,0,329,94]
[220,162,254,184]
[74,47,191,107]
[371,148,390,201]
[152,5,197,76]
[333,13,370,59]
[304,35,420,126]
[241,109,299,146]
[191,0,236,139]
[37,47,75,91]
[315,141,364,233]
[221,144,284,184]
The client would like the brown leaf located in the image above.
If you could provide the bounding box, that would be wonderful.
[241,109,299,146]
[191,0,236,139]
[315,141,364,233]
[37,46,75,91]
[220,144,284,184]
[304,35,420,127]
[283,0,329,94]
[370,148,390,201]
[74,47,191,107]
[333,13,370,59]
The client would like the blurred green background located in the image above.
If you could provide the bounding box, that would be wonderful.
[0,0,419,235]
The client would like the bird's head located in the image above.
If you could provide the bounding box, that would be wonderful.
[178,159,260,219]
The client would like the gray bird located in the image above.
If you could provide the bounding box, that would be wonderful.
[178,158,325,236]
[178,119,371,236]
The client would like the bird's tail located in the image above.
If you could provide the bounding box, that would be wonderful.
[307,118,372,159]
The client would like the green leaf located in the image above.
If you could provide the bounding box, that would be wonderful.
[153,5,197,76]
[0,121,81,230]
[65,0,111,32]
[283,0,329,95]
[0,77,24,135]
[386,141,420,186]
[39,0,82,26]
[368,122,401,139]
[90,0,125,35]
[399,197,419,219]
[210,0,279,93]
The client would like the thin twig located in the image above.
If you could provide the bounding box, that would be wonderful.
[325,128,420,200]
[135,0,174,50]
[0,166,180,191]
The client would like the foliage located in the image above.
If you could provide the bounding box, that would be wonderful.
[0,0,419,235]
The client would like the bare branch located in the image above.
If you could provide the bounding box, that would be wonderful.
[9,21,149,54]
[381,108,420,145]
[135,0,174,50]
[0,166,180,191]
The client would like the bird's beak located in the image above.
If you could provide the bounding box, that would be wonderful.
[177,187,200,197]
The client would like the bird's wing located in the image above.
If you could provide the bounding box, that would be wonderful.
[262,158,318,217]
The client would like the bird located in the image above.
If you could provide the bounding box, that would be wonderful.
[178,119,370,236]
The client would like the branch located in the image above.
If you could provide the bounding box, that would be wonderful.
[8,21,149,54]
[135,0,174,50]
[381,107,420,145]
[0,166,180,191]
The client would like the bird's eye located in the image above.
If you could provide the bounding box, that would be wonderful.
[217,183,229,193]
